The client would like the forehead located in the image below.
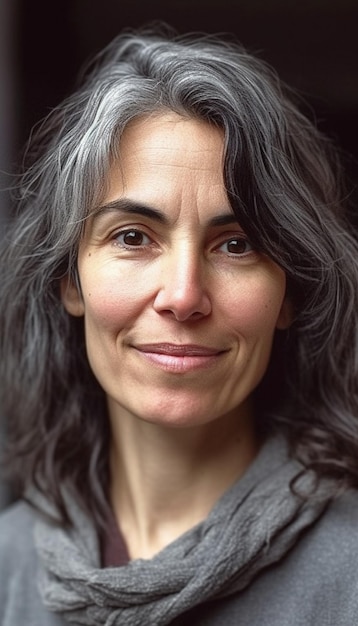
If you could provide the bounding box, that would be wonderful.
[114,112,225,173]
[86,112,231,230]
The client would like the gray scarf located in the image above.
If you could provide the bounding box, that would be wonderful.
[34,436,332,625]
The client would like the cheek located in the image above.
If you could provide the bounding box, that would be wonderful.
[220,277,286,338]
[80,270,146,330]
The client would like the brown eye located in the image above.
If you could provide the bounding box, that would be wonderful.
[220,237,253,255]
[115,229,151,247]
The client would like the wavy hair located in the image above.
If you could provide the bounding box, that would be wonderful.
[1,24,358,527]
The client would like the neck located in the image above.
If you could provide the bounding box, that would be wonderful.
[108,402,258,560]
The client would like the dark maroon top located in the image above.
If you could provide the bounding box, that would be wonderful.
[101,511,130,568]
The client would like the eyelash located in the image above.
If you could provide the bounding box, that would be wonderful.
[216,237,254,257]
[112,228,254,258]
[113,229,152,248]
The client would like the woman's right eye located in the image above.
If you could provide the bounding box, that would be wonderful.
[113,229,152,248]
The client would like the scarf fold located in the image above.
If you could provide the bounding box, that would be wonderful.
[34,436,332,626]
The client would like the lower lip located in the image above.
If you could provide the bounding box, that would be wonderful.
[135,350,224,373]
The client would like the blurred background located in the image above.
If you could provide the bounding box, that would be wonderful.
[1,0,357,509]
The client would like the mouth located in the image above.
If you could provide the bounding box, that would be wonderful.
[133,343,227,373]
[135,343,225,356]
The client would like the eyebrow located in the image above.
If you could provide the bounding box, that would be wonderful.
[90,198,239,228]
[91,199,168,224]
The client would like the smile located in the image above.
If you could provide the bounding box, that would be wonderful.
[133,343,227,373]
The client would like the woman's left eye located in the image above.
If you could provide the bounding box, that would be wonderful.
[218,237,254,256]
[114,229,152,248]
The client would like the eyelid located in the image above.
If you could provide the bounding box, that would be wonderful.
[111,226,154,248]
[91,214,154,237]
[213,229,252,243]
[214,233,255,256]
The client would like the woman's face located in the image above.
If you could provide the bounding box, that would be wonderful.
[62,112,291,429]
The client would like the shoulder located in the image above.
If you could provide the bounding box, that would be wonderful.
[0,498,37,532]
[272,489,358,589]
[0,500,39,602]
[256,489,358,624]
[181,490,358,626]
[323,486,358,522]
[304,488,358,562]
[0,499,37,565]
[0,500,65,626]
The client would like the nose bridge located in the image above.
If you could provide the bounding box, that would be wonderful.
[153,237,211,320]
[172,238,201,290]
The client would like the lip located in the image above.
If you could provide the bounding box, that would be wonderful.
[135,343,224,356]
[133,343,227,373]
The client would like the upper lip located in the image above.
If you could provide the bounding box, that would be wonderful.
[134,343,226,356]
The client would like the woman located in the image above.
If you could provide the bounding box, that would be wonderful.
[1,25,358,625]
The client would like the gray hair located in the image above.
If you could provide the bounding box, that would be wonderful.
[1,25,358,527]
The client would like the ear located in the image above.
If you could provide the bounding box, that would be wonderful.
[276,297,293,330]
[60,275,85,317]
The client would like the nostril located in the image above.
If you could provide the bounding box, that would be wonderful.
[153,282,212,321]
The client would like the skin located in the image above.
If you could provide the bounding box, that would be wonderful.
[62,112,291,558]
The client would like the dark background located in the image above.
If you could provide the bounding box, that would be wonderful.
[14,0,358,189]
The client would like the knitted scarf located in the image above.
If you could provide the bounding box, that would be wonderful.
[34,436,332,626]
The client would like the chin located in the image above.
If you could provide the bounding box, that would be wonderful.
[138,405,217,429]
[140,413,213,430]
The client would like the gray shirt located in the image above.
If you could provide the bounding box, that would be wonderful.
[1,493,358,625]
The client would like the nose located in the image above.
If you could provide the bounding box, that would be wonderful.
[153,248,212,322]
